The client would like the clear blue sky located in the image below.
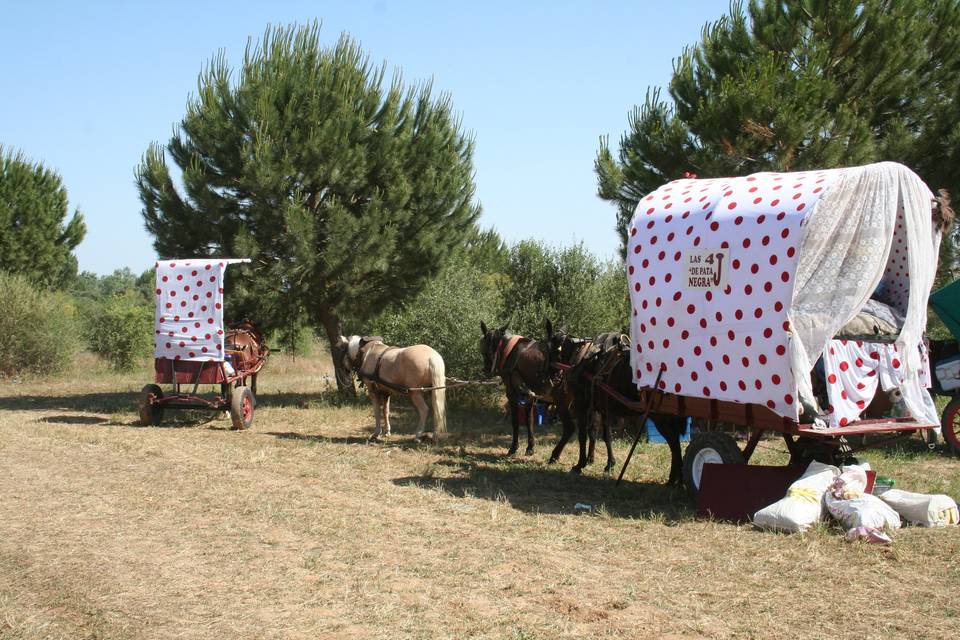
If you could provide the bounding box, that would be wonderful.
[2,0,729,275]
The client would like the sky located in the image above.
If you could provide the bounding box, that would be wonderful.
[1,0,731,275]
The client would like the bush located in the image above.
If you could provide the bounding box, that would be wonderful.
[368,258,504,379]
[83,294,153,371]
[0,271,81,376]
[504,241,629,338]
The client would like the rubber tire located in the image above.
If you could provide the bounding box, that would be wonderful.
[230,386,255,430]
[138,384,164,426]
[940,396,960,455]
[683,431,745,501]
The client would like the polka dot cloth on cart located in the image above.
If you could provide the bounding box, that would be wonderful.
[153,259,249,362]
[626,168,846,421]
[822,339,934,428]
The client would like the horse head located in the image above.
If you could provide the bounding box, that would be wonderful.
[479,320,511,378]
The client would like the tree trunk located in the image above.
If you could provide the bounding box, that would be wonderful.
[318,307,356,396]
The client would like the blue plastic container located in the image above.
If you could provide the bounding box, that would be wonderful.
[646,416,692,443]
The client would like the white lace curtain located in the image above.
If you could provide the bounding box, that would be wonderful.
[787,162,940,425]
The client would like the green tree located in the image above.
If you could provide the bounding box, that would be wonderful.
[597,0,960,255]
[0,147,86,285]
[136,23,479,390]
[502,241,629,338]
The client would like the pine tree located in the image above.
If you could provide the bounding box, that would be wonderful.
[136,24,480,389]
[597,0,960,258]
[0,147,86,286]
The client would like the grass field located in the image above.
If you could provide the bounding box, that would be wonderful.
[1,352,958,639]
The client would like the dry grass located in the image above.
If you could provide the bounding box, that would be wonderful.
[1,351,959,639]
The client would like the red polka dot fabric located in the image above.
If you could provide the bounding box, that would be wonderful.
[153,259,242,362]
[822,339,932,427]
[627,169,845,420]
[882,205,911,313]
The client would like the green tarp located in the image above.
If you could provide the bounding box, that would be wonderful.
[930,279,960,340]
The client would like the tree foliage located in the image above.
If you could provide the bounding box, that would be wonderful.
[597,0,960,255]
[0,147,86,285]
[136,23,480,383]
[501,241,629,338]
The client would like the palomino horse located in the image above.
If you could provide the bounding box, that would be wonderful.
[480,320,573,456]
[337,336,447,443]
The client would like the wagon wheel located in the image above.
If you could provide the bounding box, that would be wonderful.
[138,384,164,426]
[940,396,960,455]
[682,432,745,501]
[230,387,255,430]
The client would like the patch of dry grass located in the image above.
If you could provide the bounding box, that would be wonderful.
[1,351,958,639]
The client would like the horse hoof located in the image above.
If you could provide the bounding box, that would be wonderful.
[569,466,583,475]
[505,448,518,457]
[524,448,535,456]
[605,464,616,474]
[547,457,558,465]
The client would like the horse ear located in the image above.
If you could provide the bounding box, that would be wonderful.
[498,323,508,333]
[544,318,553,338]
[480,321,488,335]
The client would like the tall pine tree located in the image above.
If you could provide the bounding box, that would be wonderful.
[136,24,480,388]
[0,148,86,286]
[597,0,960,258]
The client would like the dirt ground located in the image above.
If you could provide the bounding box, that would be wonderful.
[1,353,958,639]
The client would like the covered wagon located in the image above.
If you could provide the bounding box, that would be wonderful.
[625,161,943,496]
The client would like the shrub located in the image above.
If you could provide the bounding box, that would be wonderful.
[83,294,153,371]
[0,271,81,376]
[368,258,504,379]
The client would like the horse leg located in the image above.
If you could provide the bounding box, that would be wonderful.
[571,397,590,474]
[662,416,684,486]
[549,397,574,464]
[369,388,383,442]
[383,394,392,437]
[505,387,520,457]
[524,400,535,456]
[410,391,430,442]
[603,413,616,473]
[586,412,598,465]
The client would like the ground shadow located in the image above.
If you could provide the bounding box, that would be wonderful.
[0,392,137,414]
[393,456,693,521]
[39,415,109,425]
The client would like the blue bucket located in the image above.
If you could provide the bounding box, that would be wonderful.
[646,416,691,443]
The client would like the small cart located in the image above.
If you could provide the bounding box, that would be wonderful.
[138,259,269,429]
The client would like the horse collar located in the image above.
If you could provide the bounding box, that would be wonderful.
[494,334,523,374]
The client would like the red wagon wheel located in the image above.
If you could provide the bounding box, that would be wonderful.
[230,387,255,430]
[940,396,960,455]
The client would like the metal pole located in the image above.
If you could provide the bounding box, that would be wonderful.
[616,368,664,486]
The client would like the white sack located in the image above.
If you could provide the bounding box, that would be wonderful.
[753,461,838,533]
[879,489,960,527]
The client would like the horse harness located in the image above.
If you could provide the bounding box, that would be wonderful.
[353,337,406,394]
[491,334,524,376]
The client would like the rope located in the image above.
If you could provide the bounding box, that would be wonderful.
[403,376,503,392]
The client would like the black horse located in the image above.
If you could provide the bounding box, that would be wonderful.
[480,320,574,456]
[548,329,687,483]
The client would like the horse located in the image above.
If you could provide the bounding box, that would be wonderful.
[336,335,447,443]
[554,331,687,483]
[542,324,608,469]
[480,320,573,456]
[224,319,270,393]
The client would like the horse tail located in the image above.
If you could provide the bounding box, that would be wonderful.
[429,353,447,434]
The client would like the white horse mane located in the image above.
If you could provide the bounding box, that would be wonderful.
[347,335,361,363]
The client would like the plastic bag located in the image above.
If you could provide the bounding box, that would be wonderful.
[753,461,838,533]
[878,489,959,527]
[824,468,901,534]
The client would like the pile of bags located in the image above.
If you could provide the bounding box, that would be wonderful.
[753,461,958,543]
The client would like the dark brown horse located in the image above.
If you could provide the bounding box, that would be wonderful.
[480,320,573,456]
[550,330,687,483]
